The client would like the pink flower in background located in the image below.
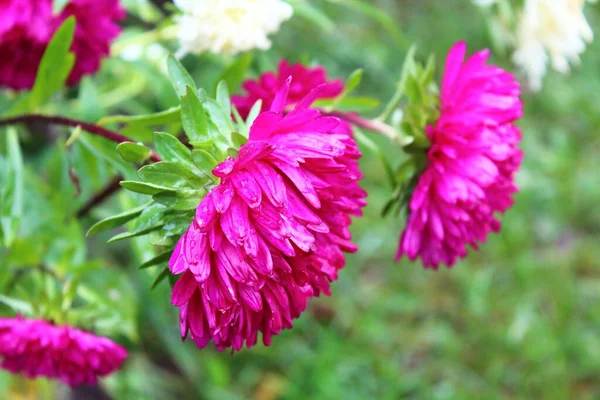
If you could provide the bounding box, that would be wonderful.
[0,316,128,386]
[397,41,523,268]
[0,0,125,91]
[232,60,344,119]
[170,79,366,351]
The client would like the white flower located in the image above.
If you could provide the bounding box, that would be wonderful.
[512,0,595,91]
[174,0,293,56]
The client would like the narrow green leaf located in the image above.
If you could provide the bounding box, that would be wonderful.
[289,0,334,32]
[232,132,248,149]
[86,202,151,236]
[378,45,417,121]
[117,142,152,163]
[329,69,363,110]
[180,87,209,142]
[98,106,181,128]
[345,69,364,95]
[61,277,80,312]
[153,191,204,211]
[314,96,380,112]
[29,17,76,110]
[216,81,231,117]
[139,252,172,269]
[405,75,424,104]
[167,54,196,97]
[204,99,235,142]
[153,132,195,169]
[65,125,83,147]
[120,180,176,195]
[245,100,263,127]
[0,294,33,315]
[326,0,405,46]
[192,149,218,172]
[213,53,254,94]
[1,128,24,247]
[107,225,163,243]
[138,161,205,188]
[151,267,170,289]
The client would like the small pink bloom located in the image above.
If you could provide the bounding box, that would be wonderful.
[0,316,128,387]
[0,0,125,91]
[232,60,344,119]
[397,41,523,268]
[170,79,366,351]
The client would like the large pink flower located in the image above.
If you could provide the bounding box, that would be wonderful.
[397,41,523,268]
[0,0,125,91]
[0,316,128,387]
[232,60,344,119]
[169,79,366,351]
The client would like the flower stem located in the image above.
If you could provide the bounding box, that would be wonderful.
[0,114,164,218]
[0,113,161,162]
[329,111,411,146]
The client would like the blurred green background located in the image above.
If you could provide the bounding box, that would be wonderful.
[2,1,600,399]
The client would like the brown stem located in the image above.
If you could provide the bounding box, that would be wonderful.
[0,114,165,217]
[76,175,124,218]
[0,114,160,162]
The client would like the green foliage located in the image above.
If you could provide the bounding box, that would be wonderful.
[6,17,76,116]
[3,1,600,399]
[0,129,24,247]
[117,142,153,163]
[213,53,254,95]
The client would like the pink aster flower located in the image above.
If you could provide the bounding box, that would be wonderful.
[0,316,128,387]
[0,0,125,91]
[232,60,344,119]
[397,41,523,268]
[169,79,366,351]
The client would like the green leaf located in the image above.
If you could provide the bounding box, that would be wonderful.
[167,54,196,97]
[326,0,405,46]
[345,69,364,95]
[153,132,195,169]
[192,149,218,172]
[117,142,152,163]
[138,161,206,188]
[153,191,204,211]
[98,106,181,128]
[107,225,163,243]
[1,128,24,247]
[180,87,209,143]
[213,53,254,94]
[329,69,363,110]
[151,267,170,289]
[120,180,176,195]
[215,81,232,117]
[378,45,417,121]
[86,202,151,236]
[232,132,248,149]
[0,294,33,315]
[139,252,172,269]
[61,277,80,312]
[245,100,263,127]
[314,96,380,112]
[204,98,235,142]
[289,0,334,32]
[405,75,424,104]
[29,17,76,111]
